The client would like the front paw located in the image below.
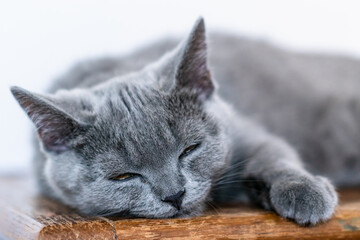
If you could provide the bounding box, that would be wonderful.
[270,175,338,225]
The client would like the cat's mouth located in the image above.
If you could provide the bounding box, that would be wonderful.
[96,207,181,219]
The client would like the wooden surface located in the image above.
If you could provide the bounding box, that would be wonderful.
[0,176,360,240]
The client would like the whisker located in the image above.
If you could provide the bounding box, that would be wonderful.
[206,201,221,215]
[215,171,245,183]
[96,209,130,217]
[215,156,256,183]
[215,179,263,186]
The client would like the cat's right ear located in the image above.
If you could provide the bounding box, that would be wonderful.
[158,18,215,102]
[10,86,89,153]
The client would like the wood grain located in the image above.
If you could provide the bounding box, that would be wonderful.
[0,175,359,239]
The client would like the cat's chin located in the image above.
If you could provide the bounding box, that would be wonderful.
[85,200,205,219]
[172,201,206,218]
[153,207,203,219]
[127,204,205,219]
[125,207,179,219]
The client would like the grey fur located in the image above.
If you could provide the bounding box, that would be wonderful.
[12,18,360,225]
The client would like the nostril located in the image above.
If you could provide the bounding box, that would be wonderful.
[162,190,185,210]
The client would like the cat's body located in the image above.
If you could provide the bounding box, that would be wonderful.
[11,19,359,225]
[49,34,360,187]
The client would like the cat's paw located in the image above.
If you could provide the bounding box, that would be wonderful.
[270,175,338,225]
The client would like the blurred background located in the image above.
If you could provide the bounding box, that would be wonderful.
[1,0,360,174]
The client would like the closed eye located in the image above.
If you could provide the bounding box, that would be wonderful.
[110,173,140,181]
[179,143,201,159]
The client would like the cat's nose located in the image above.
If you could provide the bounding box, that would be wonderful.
[161,190,185,210]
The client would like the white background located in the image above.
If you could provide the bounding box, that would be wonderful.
[1,0,360,173]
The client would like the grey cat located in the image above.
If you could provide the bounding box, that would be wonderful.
[12,18,360,225]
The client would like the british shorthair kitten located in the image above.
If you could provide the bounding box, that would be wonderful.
[13,18,360,225]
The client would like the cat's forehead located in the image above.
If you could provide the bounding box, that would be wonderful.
[95,78,203,125]
[103,82,172,124]
[87,83,178,160]
[82,80,212,166]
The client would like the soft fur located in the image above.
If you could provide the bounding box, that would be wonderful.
[12,18,360,225]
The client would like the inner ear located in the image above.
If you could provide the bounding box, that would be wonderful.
[11,86,89,153]
[174,18,214,101]
[157,18,215,102]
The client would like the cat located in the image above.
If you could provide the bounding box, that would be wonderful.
[12,17,360,225]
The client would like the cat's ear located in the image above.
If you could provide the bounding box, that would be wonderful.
[10,86,89,153]
[175,18,214,100]
[161,18,214,101]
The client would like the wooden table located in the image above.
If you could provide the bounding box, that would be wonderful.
[0,175,359,240]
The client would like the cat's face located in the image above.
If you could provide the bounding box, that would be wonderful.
[47,81,228,217]
[11,18,229,217]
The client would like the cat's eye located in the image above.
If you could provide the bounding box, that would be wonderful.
[179,143,201,159]
[111,173,137,181]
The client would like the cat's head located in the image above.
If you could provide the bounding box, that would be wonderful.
[11,18,230,218]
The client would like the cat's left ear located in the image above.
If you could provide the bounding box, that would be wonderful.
[161,18,215,101]
[10,86,90,153]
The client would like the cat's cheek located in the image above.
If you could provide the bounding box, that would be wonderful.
[43,159,79,207]
[43,159,62,196]
[181,173,212,214]
[198,141,229,177]
[42,152,87,205]
[190,153,228,179]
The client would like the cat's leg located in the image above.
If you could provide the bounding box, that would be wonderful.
[235,120,338,225]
